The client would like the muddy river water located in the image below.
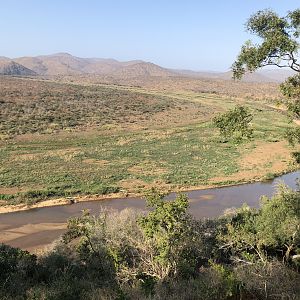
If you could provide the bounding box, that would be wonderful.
[0,171,299,252]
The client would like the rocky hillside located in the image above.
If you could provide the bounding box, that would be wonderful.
[0,60,37,76]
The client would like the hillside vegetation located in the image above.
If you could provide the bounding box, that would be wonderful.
[0,77,205,137]
[58,74,280,99]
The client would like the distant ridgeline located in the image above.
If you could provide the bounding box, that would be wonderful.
[0,53,295,81]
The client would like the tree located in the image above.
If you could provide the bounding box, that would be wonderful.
[63,190,203,283]
[280,73,300,118]
[0,244,37,298]
[232,9,300,80]
[137,189,204,279]
[232,9,300,146]
[213,105,253,141]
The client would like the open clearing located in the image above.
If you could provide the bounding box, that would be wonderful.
[0,76,298,208]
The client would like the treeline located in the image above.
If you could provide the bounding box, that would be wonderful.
[0,186,299,299]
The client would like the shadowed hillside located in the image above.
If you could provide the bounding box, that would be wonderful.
[0,60,36,76]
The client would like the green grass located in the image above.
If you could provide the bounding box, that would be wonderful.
[0,108,294,204]
[0,79,295,205]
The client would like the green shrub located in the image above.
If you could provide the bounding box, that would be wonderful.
[213,105,253,141]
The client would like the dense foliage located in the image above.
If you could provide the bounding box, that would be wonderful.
[213,105,253,141]
[232,8,300,147]
[232,9,300,79]
[280,74,300,118]
[1,187,299,299]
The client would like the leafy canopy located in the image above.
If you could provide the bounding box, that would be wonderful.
[213,105,253,141]
[232,8,300,149]
[138,189,192,265]
[280,73,300,118]
[232,9,300,79]
[219,185,300,264]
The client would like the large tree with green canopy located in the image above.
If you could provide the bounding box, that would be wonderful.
[232,9,300,79]
[232,8,300,144]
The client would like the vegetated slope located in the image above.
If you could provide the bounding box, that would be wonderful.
[0,56,10,62]
[256,68,297,82]
[0,77,207,136]
[112,62,174,77]
[0,60,36,76]
[15,53,94,75]
[217,70,272,82]
[0,74,292,206]
[16,54,78,75]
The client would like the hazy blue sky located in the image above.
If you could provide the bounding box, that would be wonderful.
[1,1,299,71]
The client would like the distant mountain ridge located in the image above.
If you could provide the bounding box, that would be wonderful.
[0,53,295,82]
[171,68,296,83]
[0,53,174,77]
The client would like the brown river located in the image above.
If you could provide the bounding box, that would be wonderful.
[0,171,299,252]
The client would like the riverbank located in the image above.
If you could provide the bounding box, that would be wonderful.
[1,171,299,252]
[0,166,297,214]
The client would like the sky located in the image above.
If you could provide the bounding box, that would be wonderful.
[1,1,299,71]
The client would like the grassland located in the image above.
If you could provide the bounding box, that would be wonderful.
[0,76,297,208]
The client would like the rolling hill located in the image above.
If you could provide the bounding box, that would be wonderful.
[12,53,174,77]
[0,53,296,81]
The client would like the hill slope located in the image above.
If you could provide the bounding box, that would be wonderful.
[0,60,36,76]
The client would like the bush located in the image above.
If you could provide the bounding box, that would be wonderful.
[218,185,300,264]
[213,105,253,141]
[0,244,37,299]
[235,260,300,299]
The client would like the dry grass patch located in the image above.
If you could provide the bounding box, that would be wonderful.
[0,187,30,195]
[82,158,110,166]
[128,161,168,177]
[118,179,149,192]
[12,153,42,161]
[210,141,294,183]
[119,178,170,194]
